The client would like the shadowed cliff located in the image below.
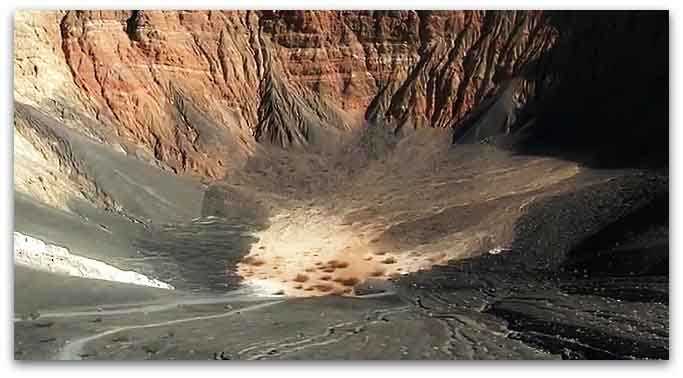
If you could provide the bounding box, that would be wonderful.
[516,11,668,168]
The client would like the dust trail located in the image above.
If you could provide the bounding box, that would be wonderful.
[29,288,276,319]
[111,168,178,209]
[55,300,284,360]
[22,288,396,322]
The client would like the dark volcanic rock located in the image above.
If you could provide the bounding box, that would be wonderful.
[13,10,668,361]
[396,170,668,360]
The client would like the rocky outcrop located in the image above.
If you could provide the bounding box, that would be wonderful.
[12,11,669,361]
[15,10,557,180]
[14,102,116,211]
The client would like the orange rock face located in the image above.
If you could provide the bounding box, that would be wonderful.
[15,10,557,179]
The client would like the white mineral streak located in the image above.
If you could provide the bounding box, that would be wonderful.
[14,232,174,290]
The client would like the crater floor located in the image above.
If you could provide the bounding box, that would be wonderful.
[13,122,667,360]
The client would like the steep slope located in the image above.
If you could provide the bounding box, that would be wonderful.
[13,10,669,361]
[15,10,556,187]
[519,11,669,168]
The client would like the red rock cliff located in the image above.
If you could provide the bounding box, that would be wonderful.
[15,10,557,179]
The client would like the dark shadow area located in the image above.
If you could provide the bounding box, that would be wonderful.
[131,221,260,293]
[132,185,271,293]
[15,100,269,294]
[13,10,670,360]
[395,170,668,360]
[509,171,667,270]
[513,11,668,169]
[486,302,669,360]
[562,193,668,277]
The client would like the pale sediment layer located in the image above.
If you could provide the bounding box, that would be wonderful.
[237,154,582,297]
[14,232,174,290]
